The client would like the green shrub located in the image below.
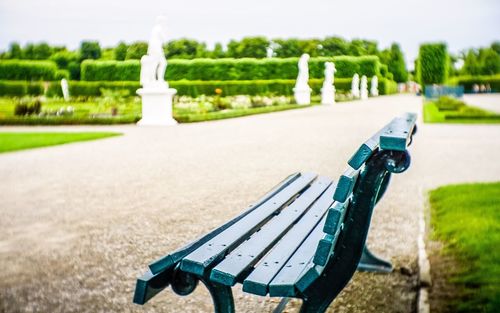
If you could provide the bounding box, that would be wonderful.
[27,82,44,95]
[418,43,449,86]
[378,78,398,95]
[14,98,42,116]
[50,51,79,69]
[80,56,381,81]
[448,74,500,92]
[55,70,70,80]
[0,80,28,96]
[0,60,57,80]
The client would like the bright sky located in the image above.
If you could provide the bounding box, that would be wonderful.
[1,0,499,69]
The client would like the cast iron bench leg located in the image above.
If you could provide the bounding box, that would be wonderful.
[171,267,235,313]
[357,246,393,273]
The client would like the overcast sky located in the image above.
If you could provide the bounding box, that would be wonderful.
[1,0,499,68]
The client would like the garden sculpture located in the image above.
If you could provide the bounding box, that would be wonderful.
[351,74,360,98]
[371,76,379,97]
[360,75,368,100]
[140,16,168,88]
[321,62,336,105]
[294,54,312,105]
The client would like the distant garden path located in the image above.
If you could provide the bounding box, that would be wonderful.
[1,94,500,313]
[464,93,500,113]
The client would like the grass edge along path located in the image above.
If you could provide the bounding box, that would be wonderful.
[0,132,121,153]
[423,98,500,124]
[429,182,500,313]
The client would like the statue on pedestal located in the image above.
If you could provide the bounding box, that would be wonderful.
[137,16,177,126]
[321,62,336,105]
[371,75,379,97]
[351,73,360,99]
[140,16,168,89]
[294,54,311,105]
[360,75,368,100]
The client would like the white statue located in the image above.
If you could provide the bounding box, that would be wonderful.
[360,75,368,100]
[321,62,336,105]
[295,54,310,89]
[294,54,311,105]
[137,16,177,126]
[351,73,360,98]
[140,16,168,88]
[60,78,69,101]
[370,75,379,97]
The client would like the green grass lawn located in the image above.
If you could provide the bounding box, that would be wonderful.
[424,96,500,124]
[0,132,121,153]
[429,182,500,313]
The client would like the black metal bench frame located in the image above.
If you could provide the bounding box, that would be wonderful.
[133,113,417,313]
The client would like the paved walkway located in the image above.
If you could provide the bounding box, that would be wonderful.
[463,93,500,113]
[1,94,500,313]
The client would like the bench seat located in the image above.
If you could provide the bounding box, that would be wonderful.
[133,112,418,313]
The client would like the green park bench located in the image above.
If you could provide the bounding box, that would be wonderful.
[133,112,418,313]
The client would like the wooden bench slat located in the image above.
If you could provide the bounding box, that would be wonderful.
[380,112,417,151]
[313,201,349,266]
[210,177,333,286]
[242,183,336,296]
[133,269,170,305]
[332,168,359,203]
[348,125,391,170]
[180,172,318,276]
[148,173,302,275]
[268,213,328,297]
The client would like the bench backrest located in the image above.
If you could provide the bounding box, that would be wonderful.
[302,112,417,293]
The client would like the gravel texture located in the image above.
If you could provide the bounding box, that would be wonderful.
[1,94,499,313]
[463,93,500,113]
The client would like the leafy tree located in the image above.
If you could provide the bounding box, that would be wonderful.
[462,50,481,75]
[273,38,302,57]
[348,39,378,56]
[125,41,148,60]
[9,42,22,59]
[80,41,101,60]
[381,43,408,82]
[227,37,269,58]
[491,41,500,55]
[211,43,225,58]
[321,37,349,56]
[114,42,128,60]
[165,39,207,59]
[478,48,500,75]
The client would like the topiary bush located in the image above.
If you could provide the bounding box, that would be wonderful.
[418,43,449,86]
[0,60,57,80]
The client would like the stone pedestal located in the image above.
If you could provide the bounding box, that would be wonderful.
[321,86,335,105]
[137,87,177,126]
[294,87,311,105]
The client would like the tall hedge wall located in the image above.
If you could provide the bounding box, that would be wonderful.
[1,77,397,97]
[0,60,57,81]
[417,43,449,86]
[81,56,381,81]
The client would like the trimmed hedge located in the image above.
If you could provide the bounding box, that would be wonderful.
[448,74,500,93]
[417,43,449,86]
[0,81,45,96]
[1,78,397,98]
[81,56,381,81]
[0,60,57,80]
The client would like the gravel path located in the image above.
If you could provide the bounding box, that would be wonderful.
[1,94,500,313]
[463,93,500,113]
